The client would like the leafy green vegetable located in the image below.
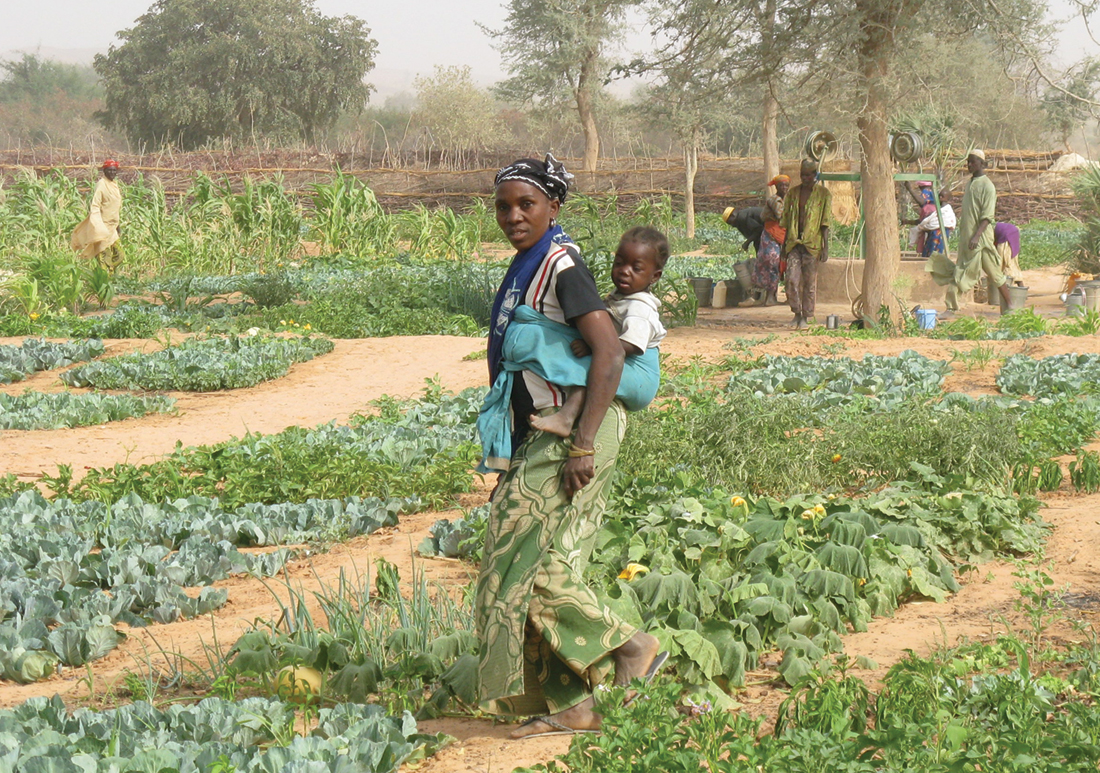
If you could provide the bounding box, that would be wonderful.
[0,390,175,430]
[60,334,334,391]
[0,337,104,383]
[0,695,448,771]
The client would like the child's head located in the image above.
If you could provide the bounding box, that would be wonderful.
[613,227,669,295]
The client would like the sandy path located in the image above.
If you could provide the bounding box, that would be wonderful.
[0,335,487,480]
[2,297,1100,772]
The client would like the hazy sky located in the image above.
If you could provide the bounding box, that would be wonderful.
[1,0,514,97]
[2,0,1098,99]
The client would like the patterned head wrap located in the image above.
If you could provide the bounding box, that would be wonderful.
[722,207,735,223]
[768,174,789,187]
[494,153,574,203]
[102,159,120,170]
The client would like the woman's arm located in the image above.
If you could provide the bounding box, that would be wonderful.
[563,309,624,498]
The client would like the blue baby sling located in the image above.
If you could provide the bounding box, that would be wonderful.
[477,305,660,473]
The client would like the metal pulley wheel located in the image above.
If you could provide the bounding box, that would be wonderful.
[804,130,838,163]
[889,132,923,164]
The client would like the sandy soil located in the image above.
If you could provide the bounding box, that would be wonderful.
[1,269,1098,772]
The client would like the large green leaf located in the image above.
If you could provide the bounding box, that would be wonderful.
[329,659,382,702]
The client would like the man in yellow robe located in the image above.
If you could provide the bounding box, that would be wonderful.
[71,159,123,271]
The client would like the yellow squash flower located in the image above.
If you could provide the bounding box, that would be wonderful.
[618,563,649,581]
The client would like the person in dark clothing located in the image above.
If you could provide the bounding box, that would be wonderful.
[722,206,765,253]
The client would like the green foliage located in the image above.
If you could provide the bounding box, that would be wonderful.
[227,561,476,715]
[1069,167,1100,274]
[0,53,101,103]
[309,171,398,256]
[1017,220,1082,271]
[997,353,1100,397]
[518,680,764,773]
[1069,448,1100,493]
[40,385,484,509]
[0,390,175,430]
[239,271,299,308]
[730,351,951,410]
[527,634,1100,771]
[618,391,1019,495]
[0,695,447,770]
[60,335,333,391]
[417,506,489,560]
[996,307,1050,335]
[0,489,412,682]
[94,0,378,147]
[413,66,500,163]
[588,469,1042,689]
[1058,307,1100,336]
[0,337,104,384]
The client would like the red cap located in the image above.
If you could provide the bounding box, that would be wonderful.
[101,159,120,170]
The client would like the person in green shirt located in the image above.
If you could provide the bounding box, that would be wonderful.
[946,149,1010,314]
[780,158,831,329]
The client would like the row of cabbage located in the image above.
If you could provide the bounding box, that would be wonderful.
[0,490,416,683]
[0,696,446,773]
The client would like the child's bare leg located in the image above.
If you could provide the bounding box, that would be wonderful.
[530,387,586,438]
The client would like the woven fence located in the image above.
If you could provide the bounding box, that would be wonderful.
[0,147,1085,223]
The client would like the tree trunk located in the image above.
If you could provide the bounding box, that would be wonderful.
[576,51,600,173]
[856,0,907,324]
[684,129,699,239]
[761,0,780,190]
[763,89,780,189]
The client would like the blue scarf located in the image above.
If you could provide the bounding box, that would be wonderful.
[487,224,571,380]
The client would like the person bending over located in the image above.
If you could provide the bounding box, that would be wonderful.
[530,226,668,438]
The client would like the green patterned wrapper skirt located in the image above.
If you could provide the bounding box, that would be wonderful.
[475,401,636,716]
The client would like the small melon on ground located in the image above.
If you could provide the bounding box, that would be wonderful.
[275,665,324,703]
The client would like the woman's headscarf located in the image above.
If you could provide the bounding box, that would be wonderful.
[768,174,789,187]
[493,153,574,203]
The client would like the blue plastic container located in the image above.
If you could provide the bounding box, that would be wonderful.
[915,308,937,330]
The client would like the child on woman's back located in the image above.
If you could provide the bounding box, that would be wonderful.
[530,226,668,437]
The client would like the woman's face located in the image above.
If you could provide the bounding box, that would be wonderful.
[495,180,560,251]
[775,180,789,198]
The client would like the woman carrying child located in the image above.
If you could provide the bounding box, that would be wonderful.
[475,155,666,739]
[752,174,789,306]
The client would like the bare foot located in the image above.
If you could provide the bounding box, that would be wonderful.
[529,411,575,438]
[791,314,802,329]
[612,631,662,686]
[509,697,601,739]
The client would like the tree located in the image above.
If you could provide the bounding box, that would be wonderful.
[1041,60,1100,150]
[486,0,635,172]
[414,66,500,169]
[0,53,100,103]
[0,53,106,146]
[630,0,824,233]
[94,0,377,149]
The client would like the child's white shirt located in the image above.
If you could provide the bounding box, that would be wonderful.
[605,290,666,352]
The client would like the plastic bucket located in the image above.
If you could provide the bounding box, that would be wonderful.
[689,277,713,307]
[721,279,745,307]
[733,261,754,294]
[914,308,937,330]
[999,285,1029,314]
